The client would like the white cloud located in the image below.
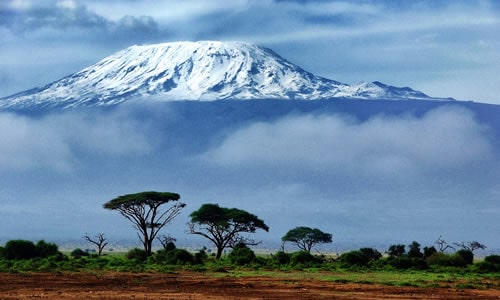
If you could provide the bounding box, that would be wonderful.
[0,113,72,171]
[0,111,152,172]
[202,107,493,180]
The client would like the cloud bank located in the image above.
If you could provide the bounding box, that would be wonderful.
[0,111,152,172]
[203,107,492,180]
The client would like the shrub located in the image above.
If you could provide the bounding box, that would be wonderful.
[387,256,415,269]
[290,251,317,266]
[425,252,467,267]
[165,249,194,265]
[164,242,176,251]
[456,249,473,265]
[407,241,423,259]
[271,251,290,265]
[387,244,405,257]
[359,248,382,261]
[194,249,208,265]
[340,250,369,267]
[340,248,382,268]
[35,240,60,258]
[153,248,194,265]
[126,248,147,261]
[423,246,437,259]
[70,248,89,258]
[484,254,500,265]
[476,255,500,272]
[228,244,256,266]
[4,240,37,260]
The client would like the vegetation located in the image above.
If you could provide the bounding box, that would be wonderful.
[282,226,332,253]
[83,232,108,256]
[103,191,186,256]
[0,237,497,291]
[188,203,269,259]
[0,192,496,292]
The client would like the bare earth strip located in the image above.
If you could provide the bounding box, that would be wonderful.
[0,271,498,299]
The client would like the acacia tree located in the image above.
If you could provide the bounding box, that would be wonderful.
[454,241,487,253]
[281,226,332,253]
[435,235,455,252]
[83,232,108,256]
[103,191,185,256]
[188,203,269,259]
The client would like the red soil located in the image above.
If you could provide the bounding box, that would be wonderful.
[0,271,498,299]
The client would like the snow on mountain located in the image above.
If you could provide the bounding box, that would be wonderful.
[0,41,449,109]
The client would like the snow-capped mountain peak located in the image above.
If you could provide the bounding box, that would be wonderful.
[0,41,449,109]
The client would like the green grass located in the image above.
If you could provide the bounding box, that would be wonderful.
[215,268,499,290]
[0,253,498,291]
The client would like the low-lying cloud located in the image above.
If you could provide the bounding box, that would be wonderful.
[203,107,493,180]
[0,111,152,172]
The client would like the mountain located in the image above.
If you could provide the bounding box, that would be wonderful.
[0,41,451,110]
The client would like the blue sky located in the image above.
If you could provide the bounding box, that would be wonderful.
[0,0,499,104]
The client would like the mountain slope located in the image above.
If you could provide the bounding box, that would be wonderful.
[0,41,449,110]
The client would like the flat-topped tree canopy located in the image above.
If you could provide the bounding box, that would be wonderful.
[103,191,185,256]
[103,191,180,209]
[189,203,269,259]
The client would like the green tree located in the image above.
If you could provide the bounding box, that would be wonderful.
[188,203,269,259]
[103,191,185,256]
[407,241,423,259]
[388,244,405,257]
[4,240,37,260]
[281,226,332,253]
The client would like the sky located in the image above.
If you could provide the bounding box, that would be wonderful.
[0,0,499,104]
[0,0,499,253]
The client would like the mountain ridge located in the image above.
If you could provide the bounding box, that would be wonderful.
[0,41,452,110]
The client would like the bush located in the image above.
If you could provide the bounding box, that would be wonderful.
[340,250,369,267]
[425,252,467,267]
[387,244,405,257]
[4,240,38,260]
[70,248,89,258]
[485,254,500,264]
[194,249,208,265]
[423,246,437,259]
[340,248,382,267]
[407,241,423,259]
[228,244,256,266]
[290,251,317,266]
[476,255,500,272]
[456,249,473,265]
[164,242,176,251]
[271,251,290,265]
[385,256,427,269]
[165,249,194,265]
[35,240,60,258]
[153,248,194,265]
[126,248,147,261]
[359,248,382,261]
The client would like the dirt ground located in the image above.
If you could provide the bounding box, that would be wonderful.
[0,271,499,299]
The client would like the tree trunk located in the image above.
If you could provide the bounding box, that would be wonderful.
[216,246,224,259]
[146,239,153,256]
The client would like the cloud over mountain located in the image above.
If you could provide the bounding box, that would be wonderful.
[202,106,493,184]
[0,110,153,172]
